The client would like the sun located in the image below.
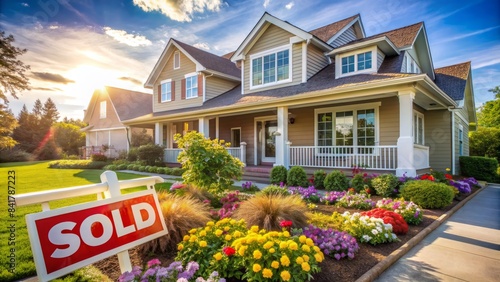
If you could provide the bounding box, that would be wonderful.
[65,65,115,104]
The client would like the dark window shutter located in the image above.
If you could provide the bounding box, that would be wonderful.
[197,74,203,97]
[171,81,175,101]
[157,84,161,103]
[181,78,186,99]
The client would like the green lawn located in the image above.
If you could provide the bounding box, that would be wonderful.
[0,161,170,282]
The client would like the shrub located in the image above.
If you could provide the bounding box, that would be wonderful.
[459,156,498,182]
[259,185,290,196]
[400,180,455,209]
[137,144,164,166]
[91,153,107,162]
[163,167,173,175]
[116,164,128,170]
[339,212,398,245]
[232,194,308,231]
[126,164,135,170]
[375,198,423,225]
[301,225,359,260]
[148,166,158,173]
[0,148,33,162]
[287,166,308,187]
[307,212,344,230]
[350,174,366,192]
[361,208,409,235]
[138,165,146,172]
[371,174,399,197]
[312,169,326,189]
[127,147,139,162]
[270,165,287,185]
[47,160,107,169]
[140,193,211,253]
[175,132,243,193]
[324,170,349,191]
[103,164,117,170]
[132,164,141,171]
[171,167,184,176]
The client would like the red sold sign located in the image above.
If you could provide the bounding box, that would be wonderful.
[26,190,168,281]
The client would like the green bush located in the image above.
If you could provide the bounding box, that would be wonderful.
[460,156,498,182]
[469,127,500,162]
[132,164,141,171]
[138,166,146,172]
[171,167,184,176]
[287,166,308,187]
[400,180,455,209]
[0,148,33,162]
[138,144,164,166]
[313,169,326,189]
[117,164,128,170]
[91,153,108,162]
[127,164,135,170]
[351,174,365,192]
[148,166,158,173]
[259,185,290,196]
[371,174,399,197]
[48,160,107,169]
[127,147,139,162]
[156,167,166,174]
[270,165,287,185]
[324,170,349,191]
[104,164,117,170]
[164,167,173,175]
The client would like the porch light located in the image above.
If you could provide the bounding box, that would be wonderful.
[288,112,296,124]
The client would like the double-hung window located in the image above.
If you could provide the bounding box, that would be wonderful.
[337,47,376,78]
[161,80,172,102]
[413,111,424,145]
[185,75,198,99]
[251,47,290,88]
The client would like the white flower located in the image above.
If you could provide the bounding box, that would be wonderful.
[385,233,389,238]
[362,235,372,241]
[371,229,379,235]
[392,234,397,240]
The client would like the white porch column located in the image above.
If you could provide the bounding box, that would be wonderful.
[396,91,416,177]
[154,122,163,145]
[199,117,210,138]
[240,142,247,165]
[166,122,173,148]
[215,116,220,139]
[275,107,289,167]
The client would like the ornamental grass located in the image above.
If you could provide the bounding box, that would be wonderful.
[139,193,211,253]
[232,194,309,231]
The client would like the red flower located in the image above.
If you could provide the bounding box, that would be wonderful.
[348,187,355,193]
[445,174,453,180]
[279,220,293,228]
[223,246,235,256]
[361,208,409,235]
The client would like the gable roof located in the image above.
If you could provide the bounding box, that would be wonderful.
[144,38,240,88]
[309,14,363,43]
[221,51,235,59]
[83,86,152,123]
[345,22,423,49]
[434,61,471,101]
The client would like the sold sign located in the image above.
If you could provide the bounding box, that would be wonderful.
[26,190,168,281]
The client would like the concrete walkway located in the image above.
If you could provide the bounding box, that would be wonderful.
[375,184,500,282]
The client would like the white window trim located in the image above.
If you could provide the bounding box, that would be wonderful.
[249,44,293,90]
[174,51,180,70]
[230,127,242,147]
[160,79,172,102]
[458,124,464,156]
[184,72,198,99]
[413,110,425,145]
[100,101,106,119]
[314,102,381,156]
[405,53,421,74]
[335,46,377,79]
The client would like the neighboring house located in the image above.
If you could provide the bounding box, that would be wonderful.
[124,13,476,177]
[82,86,153,158]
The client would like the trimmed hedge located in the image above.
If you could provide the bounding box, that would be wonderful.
[459,156,498,182]
[400,180,455,209]
[287,166,309,187]
[324,170,349,191]
[48,160,108,169]
[270,165,287,185]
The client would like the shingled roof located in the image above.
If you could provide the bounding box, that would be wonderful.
[342,22,423,49]
[309,14,360,42]
[173,39,240,78]
[434,62,471,101]
[105,86,152,121]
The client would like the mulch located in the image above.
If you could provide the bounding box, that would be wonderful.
[93,187,480,282]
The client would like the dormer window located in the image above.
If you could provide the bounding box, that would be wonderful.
[250,46,291,89]
[405,54,421,74]
[174,51,180,69]
[336,46,377,78]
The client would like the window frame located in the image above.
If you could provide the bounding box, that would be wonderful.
[458,124,463,156]
[174,51,180,69]
[413,110,425,145]
[314,102,381,156]
[100,101,106,119]
[335,46,377,78]
[160,79,172,102]
[184,72,198,99]
[249,44,292,90]
[231,127,241,148]
[405,53,421,74]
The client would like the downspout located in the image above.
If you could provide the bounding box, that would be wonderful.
[448,107,455,175]
[125,127,131,151]
[203,72,214,103]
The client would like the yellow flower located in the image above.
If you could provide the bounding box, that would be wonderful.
[306,238,314,247]
[301,262,311,272]
[183,235,190,241]
[258,236,266,243]
[230,219,236,225]
[189,235,197,242]
[238,246,247,256]
[189,228,197,234]
[446,168,451,172]
[288,241,299,251]
[279,241,288,249]
[302,255,310,262]
[177,244,184,251]
[252,264,261,272]
[253,250,262,259]
[207,221,215,226]
[262,268,273,278]
[215,229,223,236]
[280,255,290,267]
[296,256,304,264]
[301,245,311,252]
[224,226,230,231]
[225,234,232,241]
[199,240,207,247]
[250,225,259,233]
[213,252,223,261]
[233,231,241,238]
[280,270,291,281]
[263,241,274,249]
[271,261,280,269]
[314,253,323,263]
[269,248,276,254]
[199,230,207,237]
[299,235,307,243]
[313,246,320,253]
[283,230,290,237]
[205,226,211,231]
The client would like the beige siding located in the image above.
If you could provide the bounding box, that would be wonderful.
[205,76,239,101]
[425,109,452,171]
[154,47,202,112]
[87,128,128,156]
[243,25,303,94]
[331,26,357,48]
[307,44,329,79]
[88,95,123,130]
[377,48,386,70]
[378,97,400,145]
[454,105,470,174]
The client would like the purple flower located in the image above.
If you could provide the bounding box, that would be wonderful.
[147,258,161,268]
[118,271,137,282]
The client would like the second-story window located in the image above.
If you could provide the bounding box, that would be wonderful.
[174,51,180,69]
[185,75,198,99]
[161,80,172,102]
[251,47,290,88]
[341,51,372,74]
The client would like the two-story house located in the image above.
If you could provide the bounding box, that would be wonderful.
[125,13,476,177]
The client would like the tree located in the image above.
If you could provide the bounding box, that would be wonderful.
[131,128,153,147]
[62,117,87,128]
[0,105,17,149]
[477,86,500,128]
[54,122,85,155]
[175,131,244,193]
[469,127,500,162]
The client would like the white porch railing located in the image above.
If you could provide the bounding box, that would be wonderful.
[164,148,182,163]
[413,144,430,169]
[288,145,398,170]
[164,142,247,165]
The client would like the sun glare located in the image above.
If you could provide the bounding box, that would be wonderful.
[66,65,114,104]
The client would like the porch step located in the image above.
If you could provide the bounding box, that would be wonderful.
[242,166,272,185]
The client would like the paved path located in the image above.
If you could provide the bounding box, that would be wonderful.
[375,184,500,282]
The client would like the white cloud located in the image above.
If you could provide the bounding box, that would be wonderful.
[193,42,210,50]
[103,27,152,47]
[435,26,500,44]
[133,0,223,22]
[285,2,294,9]
[21,3,29,7]
[48,25,59,29]
[263,0,271,8]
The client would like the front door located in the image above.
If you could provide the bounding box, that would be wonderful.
[261,120,277,163]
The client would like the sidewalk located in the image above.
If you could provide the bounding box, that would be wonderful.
[375,184,500,282]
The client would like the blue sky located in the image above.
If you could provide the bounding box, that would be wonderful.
[1,0,499,119]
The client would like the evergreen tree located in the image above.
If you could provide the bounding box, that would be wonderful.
[477,86,500,128]
[0,105,17,149]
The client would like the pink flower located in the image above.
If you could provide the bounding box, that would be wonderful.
[170,182,187,190]
[147,258,161,268]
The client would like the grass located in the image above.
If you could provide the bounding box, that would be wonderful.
[0,161,171,282]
